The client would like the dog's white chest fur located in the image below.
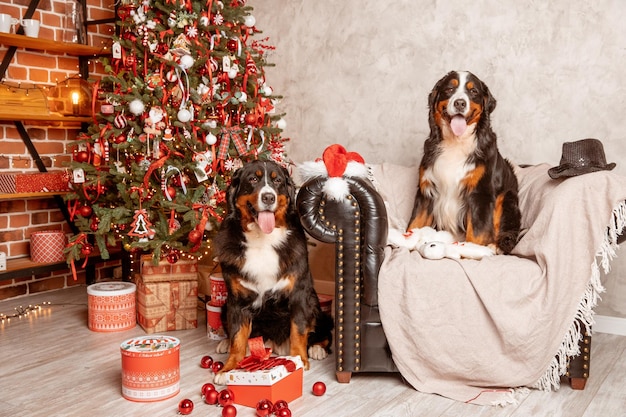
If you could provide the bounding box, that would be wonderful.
[423,135,476,238]
[240,226,291,306]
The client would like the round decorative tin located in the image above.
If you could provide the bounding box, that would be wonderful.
[206,303,226,340]
[87,282,136,332]
[210,273,227,306]
[120,335,181,402]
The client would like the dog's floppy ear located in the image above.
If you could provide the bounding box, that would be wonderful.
[281,165,297,210]
[226,166,244,216]
[428,71,455,111]
[482,82,497,114]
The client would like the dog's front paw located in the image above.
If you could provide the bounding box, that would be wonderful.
[308,344,329,361]
[215,339,230,354]
[213,371,228,386]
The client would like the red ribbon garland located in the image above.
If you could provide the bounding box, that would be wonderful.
[66,233,90,281]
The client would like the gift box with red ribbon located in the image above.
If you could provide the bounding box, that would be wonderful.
[226,337,304,407]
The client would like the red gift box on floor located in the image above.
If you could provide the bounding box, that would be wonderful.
[225,338,304,408]
[0,171,70,194]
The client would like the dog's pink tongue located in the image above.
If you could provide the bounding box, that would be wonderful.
[257,211,276,234]
[450,115,467,136]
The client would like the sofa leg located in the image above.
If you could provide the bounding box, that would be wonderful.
[336,371,352,383]
[569,377,587,390]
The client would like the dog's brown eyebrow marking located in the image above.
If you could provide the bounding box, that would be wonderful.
[451,78,459,87]
[467,81,475,89]
[255,170,262,177]
[270,171,278,179]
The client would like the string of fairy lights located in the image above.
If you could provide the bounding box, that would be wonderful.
[0,302,51,326]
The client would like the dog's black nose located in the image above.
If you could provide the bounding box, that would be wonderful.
[454,99,466,112]
[261,192,276,206]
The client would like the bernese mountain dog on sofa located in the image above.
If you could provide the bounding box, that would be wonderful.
[408,71,521,254]
[212,160,333,385]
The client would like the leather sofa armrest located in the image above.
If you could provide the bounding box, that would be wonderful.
[296,175,388,307]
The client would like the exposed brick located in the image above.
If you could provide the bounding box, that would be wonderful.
[0,215,7,228]
[0,200,27,214]
[7,66,28,80]
[11,158,31,169]
[0,141,27,155]
[32,141,65,155]
[29,68,51,83]
[0,284,28,302]
[10,241,29,257]
[17,52,57,70]
[0,230,24,243]
[26,198,58,211]
[31,211,50,225]
[29,276,66,294]
[9,214,29,228]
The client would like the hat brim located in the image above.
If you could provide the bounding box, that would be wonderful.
[548,162,616,179]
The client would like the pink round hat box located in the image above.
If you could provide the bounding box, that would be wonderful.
[87,282,136,332]
[120,336,181,402]
[30,230,67,263]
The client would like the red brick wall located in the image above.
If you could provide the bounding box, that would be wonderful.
[0,0,116,301]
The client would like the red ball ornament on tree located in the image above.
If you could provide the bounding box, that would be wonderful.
[312,381,326,396]
[78,205,93,217]
[166,251,180,264]
[222,404,237,417]
[226,38,238,52]
[80,243,94,256]
[200,355,214,369]
[188,229,203,244]
[204,389,219,405]
[244,113,257,125]
[75,150,89,163]
[218,388,235,407]
[178,398,194,415]
[166,186,177,199]
[256,399,273,417]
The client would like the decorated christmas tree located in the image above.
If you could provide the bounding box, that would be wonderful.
[65,0,288,264]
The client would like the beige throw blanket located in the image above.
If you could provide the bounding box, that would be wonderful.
[376,163,626,405]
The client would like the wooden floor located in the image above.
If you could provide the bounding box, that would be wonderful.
[1,287,625,417]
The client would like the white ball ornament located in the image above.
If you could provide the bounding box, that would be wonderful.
[177,108,192,123]
[262,85,273,96]
[179,54,194,70]
[206,133,217,145]
[244,15,256,27]
[228,68,238,79]
[276,118,287,130]
[129,99,145,115]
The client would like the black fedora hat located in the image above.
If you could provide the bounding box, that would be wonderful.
[548,138,616,179]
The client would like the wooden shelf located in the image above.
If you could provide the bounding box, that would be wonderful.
[0,191,69,200]
[0,248,123,281]
[0,113,91,123]
[0,33,106,56]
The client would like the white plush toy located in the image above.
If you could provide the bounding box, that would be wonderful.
[387,226,495,260]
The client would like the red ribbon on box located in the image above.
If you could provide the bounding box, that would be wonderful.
[236,337,297,372]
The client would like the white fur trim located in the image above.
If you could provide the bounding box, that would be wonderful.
[323,177,350,201]
[344,161,369,178]
[296,160,327,185]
